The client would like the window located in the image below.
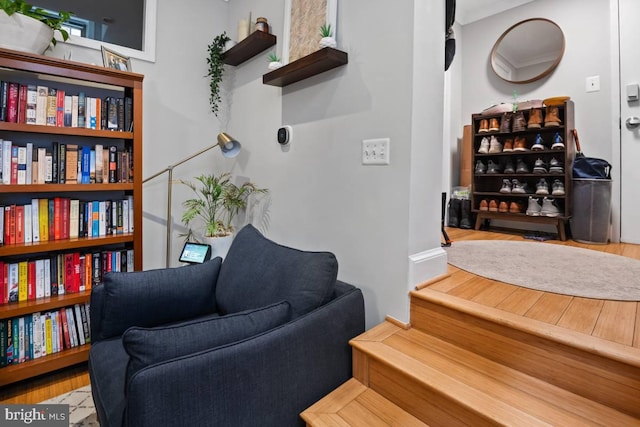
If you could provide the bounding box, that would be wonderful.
[32,0,157,62]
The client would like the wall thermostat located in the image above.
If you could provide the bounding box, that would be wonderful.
[277,126,292,145]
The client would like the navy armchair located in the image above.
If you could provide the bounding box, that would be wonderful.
[89,225,365,427]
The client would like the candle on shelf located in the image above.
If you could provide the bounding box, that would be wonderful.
[238,19,249,41]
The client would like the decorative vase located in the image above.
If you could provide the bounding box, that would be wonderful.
[203,234,234,260]
[319,37,336,49]
[0,11,53,54]
[268,61,283,70]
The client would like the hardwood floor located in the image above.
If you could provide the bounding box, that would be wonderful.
[2,227,639,406]
[442,227,640,349]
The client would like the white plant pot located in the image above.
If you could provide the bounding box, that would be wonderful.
[319,37,336,49]
[203,234,234,260]
[0,11,54,54]
[268,61,283,70]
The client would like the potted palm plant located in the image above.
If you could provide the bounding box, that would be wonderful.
[0,0,72,54]
[180,172,268,259]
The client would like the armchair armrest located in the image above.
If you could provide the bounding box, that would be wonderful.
[124,284,365,427]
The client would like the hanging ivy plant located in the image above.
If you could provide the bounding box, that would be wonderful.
[206,32,230,117]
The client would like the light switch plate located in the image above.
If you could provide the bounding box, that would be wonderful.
[362,138,390,165]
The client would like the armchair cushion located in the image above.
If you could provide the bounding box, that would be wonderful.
[98,258,222,340]
[123,300,292,381]
[216,225,338,318]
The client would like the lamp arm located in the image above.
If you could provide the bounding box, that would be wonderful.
[141,141,223,267]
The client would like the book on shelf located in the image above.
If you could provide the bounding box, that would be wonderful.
[77,92,86,128]
[56,89,65,127]
[25,85,37,125]
[65,144,78,183]
[18,84,27,124]
[25,142,33,185]
[35,86,48,125]
[0,82,8,122]
[46,88,57,126]
[6,82,19,123]
[63,94,72,127]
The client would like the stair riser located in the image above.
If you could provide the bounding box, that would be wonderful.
[353,349,502,427]
[410,296,640,418]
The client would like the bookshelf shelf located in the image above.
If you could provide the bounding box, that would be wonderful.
[223,31,277,66]
[0,47,144,385]
[262,47,348,87]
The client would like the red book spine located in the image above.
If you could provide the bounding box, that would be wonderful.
[27,260,36,300]
[64,253,75,293]
[60,308,71,349]
[73,252,81,293]
[0,261,4,304]
[15,205,24,244]
[8,205,16,245]
[18,84,27,124]
[53,197,62,240]
[56,90,65,127]
[7,82,19,123]
[61,198,70,239]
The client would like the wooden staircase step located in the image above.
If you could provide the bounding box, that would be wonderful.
[351,322,640,426]
[301,378,429,426]
[409,288,640,417]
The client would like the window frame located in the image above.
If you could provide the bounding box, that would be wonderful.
[55,0,157,63]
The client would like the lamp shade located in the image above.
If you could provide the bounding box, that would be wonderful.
[217,133,242,158]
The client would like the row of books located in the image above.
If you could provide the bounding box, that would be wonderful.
[0,81,133,132]
[0,303,91,367]
[0,248,134,305]
[0,140,133,185]
[0,197,134,246]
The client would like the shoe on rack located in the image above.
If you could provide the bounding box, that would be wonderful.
[487,159,503,173]
[498,201,509,213]
[535,178,549,195]
[503,138,514,152]
[509,201,523,213]
[478,137,490,153]
[488,199,499,212]
[512,111,527,132]
[551,132,565,149]
[479,199,489,211]
[549,157,564,174]
[489,118,500,132]
[544,106,562,127]
[540,197,560,217]
[527,108,543,129]
[499,178,512,193]
[526,196,541,216]
[447,198,461,227]
[516,158,530,173]
[531,134,545,150]
[500,113,512,133]
[504,159,515,174]
[475,160,487,174]
[511,179,530,194]
[551,179,565,196]
[533,158,548,173]
[478,119,489,133]
[488,135,503,153]
[513,136,528,151]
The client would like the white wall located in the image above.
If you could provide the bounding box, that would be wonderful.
[452,0,616,235]
[47,0,447,329]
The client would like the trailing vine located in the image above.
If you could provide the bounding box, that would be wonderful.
[206,32,230,117]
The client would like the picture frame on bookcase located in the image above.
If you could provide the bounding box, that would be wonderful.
[282,0,337,64]
[101,46,132,72]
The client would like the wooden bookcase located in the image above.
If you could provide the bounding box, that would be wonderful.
[0,47,143,386]
[470,101,574,240]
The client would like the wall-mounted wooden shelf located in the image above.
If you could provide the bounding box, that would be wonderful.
[262,47,348,87]
[223,31,277,66]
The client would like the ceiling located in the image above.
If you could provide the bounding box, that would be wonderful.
[455,0,536,25]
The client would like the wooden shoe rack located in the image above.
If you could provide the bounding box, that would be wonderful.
[470,101,574,240]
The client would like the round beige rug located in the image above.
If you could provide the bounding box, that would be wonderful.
[445,240,640,301]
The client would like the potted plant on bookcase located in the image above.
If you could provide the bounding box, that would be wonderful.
[0,0,72,54]
[207,32,230,117]
[180,172,268,259]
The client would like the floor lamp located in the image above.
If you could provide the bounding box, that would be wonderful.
[143,133,241,267]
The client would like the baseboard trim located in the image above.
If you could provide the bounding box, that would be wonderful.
[415,272,452,290]
[385,315,411,330]
[408,246,448,288]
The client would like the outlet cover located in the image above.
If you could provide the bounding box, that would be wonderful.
[586,75,600,93]
[362,138,390,165]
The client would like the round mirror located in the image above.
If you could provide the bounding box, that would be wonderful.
[491,18,565,84]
